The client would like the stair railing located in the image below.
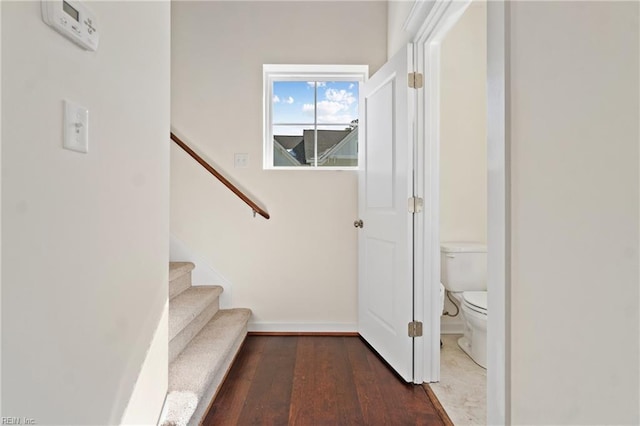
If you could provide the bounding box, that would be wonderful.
[170,132,270,219]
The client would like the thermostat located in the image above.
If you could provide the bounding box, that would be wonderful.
[42,0,99,51]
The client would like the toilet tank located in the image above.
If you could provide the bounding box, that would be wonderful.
[440,242,487,292]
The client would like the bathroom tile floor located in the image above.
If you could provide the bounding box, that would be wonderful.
[430,334,487,425]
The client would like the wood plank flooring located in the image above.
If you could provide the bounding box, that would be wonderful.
[203,336,446,425]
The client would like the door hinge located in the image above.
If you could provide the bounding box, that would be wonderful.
[408,321,423,337]
[408,196,424,213]
[408,72,423,89]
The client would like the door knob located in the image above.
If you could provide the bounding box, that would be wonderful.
[354,219,364,228]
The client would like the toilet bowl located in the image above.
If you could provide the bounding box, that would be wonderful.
[458,291,487,368]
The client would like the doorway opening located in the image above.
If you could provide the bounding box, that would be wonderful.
[356,1,507,423]
[428,2,488,424]
[413,1,508,424]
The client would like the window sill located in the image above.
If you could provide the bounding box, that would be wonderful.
[263,166,359,172]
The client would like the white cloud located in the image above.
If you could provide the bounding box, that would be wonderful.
[304,100,348,116]
[307,82,327,88]
[298,110,354,124]
[274,95,293,105]
[325,89,356,105]
[317,100,348,115]
[349,83,355,89]
[301,86,358,124]
[302,89,358,124]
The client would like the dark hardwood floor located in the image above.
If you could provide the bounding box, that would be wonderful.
[203,336,447,425]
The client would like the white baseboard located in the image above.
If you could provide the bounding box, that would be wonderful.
[248,321,463,334]
[248,322,358,333]
[441,322,464,335]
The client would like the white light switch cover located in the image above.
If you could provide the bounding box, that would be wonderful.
[64,100,89,153]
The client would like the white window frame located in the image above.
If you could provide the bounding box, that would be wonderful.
[263,64,369,170]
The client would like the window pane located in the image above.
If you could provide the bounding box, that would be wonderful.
[313,125,359,168]
[266,73,362,169]
[273,81,314,124]
[273,125,312,167]
[316,81,359,125]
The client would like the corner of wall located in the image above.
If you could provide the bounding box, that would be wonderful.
[0,0,3,416]
[120,302,169,426]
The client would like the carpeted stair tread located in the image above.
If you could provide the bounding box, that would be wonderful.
[169,262,195,282]
[168,308,251,397]
[169,286,223,341]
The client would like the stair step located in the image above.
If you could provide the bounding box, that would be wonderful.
[169,286,222,340]
[169,286,223,363]
[169,262,195,281]
[169,262,195,299]
[161,308,251,426]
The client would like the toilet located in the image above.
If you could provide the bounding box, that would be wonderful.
[440,242,488,368]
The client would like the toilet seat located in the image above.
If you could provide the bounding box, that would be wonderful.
[462,291,487,315]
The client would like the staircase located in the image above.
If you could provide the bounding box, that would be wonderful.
[160,262,251,426]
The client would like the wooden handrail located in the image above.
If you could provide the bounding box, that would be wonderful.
[170,132,270,219]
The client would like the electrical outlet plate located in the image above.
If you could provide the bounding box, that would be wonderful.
[63,100,89,153]
[234,153,249,168]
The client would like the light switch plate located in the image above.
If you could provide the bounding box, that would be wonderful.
[64,100,89,153]
[234,153,248,168]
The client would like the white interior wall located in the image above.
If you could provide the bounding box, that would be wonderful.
[1,2,170,423]
[171,1,386,331]
[440,2,487,244]
[439,1,487,332]
[508,2,639,423]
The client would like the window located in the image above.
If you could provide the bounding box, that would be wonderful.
[263,65,368,169]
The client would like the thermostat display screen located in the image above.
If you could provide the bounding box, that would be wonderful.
[63,1,79,21]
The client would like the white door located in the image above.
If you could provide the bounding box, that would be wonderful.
[358,45,415,382]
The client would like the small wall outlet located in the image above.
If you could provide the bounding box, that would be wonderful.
[234,153,249,168]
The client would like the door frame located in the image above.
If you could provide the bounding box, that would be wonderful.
[407,1,510,424]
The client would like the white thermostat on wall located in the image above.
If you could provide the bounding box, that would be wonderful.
[42,0,99,51]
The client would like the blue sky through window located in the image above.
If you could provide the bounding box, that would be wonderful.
[273,81,359,134]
